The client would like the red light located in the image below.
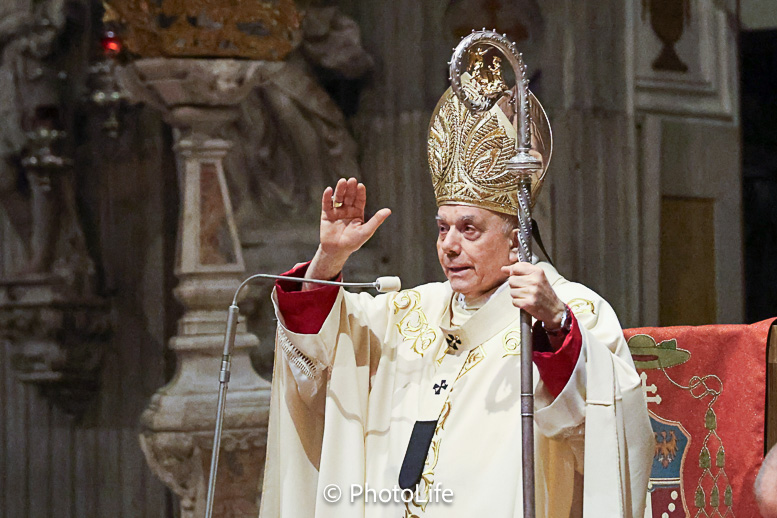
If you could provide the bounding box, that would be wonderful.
[101,31,122,58]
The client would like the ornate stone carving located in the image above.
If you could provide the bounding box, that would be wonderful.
[0,6,71,251]
[139,429,201,515]
[0,277,110,415]
[225,7,373,230]
[0,0,112,414]
[120,58,271,517]
[0,129,111,414]
[140,426,268,518]
[642,0,691,72]
[103,0,301,61]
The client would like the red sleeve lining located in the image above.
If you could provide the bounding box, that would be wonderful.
[275,262,341,334]
[532,310,582,398]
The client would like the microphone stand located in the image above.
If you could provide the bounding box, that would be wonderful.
[204,273,400,518]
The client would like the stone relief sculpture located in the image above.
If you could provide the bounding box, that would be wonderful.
[226,6,374,229]
[0,0,93,282]
[0,4,62,273]
[0,0,110,414]
[642,0,691,72]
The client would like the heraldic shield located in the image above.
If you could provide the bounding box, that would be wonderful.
[625,319,775,518]
[648,413,692,516]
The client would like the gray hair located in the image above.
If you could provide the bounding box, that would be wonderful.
[497,213,519,235]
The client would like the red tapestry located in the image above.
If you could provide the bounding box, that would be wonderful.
[624,319,774,518]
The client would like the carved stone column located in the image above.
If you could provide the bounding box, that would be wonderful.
[119,58,272,518]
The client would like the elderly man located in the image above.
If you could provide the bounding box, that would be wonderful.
[258,81,653,518]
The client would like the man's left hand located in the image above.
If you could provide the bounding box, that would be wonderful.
[500,262,566,329]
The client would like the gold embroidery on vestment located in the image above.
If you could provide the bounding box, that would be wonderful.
[404,344,485,516]
[456,345,486,381]
[434,340,448,366]
[394,290,438,357]
[567,298,595,315]
[405,400,451,517]
[502,328,521,357]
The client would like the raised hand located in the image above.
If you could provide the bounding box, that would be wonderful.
[305,178,391,287]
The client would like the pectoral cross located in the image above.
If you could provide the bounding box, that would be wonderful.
[640,371,662,405]
[433,380,448,395]
[445,334,461,351]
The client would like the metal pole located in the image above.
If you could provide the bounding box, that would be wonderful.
[204,304,239,518]
[515,175,535,517]
[448,29,542,518]
[513,58,538,518]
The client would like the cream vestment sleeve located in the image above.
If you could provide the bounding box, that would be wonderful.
[262,285,414,518]
[533,263,654,518]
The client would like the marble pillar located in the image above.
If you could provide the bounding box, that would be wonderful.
[119,58,273,518]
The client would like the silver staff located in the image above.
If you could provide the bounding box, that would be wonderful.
[449,30,543,518]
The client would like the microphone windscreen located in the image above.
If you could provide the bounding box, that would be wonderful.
[375,276,402,293]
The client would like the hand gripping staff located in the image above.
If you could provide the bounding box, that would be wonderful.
[204,273,401,518]
[449,30,544,518]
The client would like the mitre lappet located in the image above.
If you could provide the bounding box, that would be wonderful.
[427,52,553,213]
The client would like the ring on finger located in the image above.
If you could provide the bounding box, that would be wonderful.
[331,196,344,208]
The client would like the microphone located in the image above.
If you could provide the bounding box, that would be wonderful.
[204,271,401,518]
[230,274,402,306]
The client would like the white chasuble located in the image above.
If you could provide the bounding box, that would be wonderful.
[259,262,653,518]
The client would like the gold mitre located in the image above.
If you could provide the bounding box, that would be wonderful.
[427,75,552,215]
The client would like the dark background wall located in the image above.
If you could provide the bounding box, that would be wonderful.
[741,29,777,323]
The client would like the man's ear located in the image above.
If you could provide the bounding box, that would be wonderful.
[508,228,521,262]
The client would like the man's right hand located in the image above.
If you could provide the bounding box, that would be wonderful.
[304,178,391,290]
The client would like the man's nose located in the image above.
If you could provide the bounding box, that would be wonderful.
[440,229,461,255]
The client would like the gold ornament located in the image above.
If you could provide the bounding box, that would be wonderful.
[102,0,301,60]
[428,63,552,215]
[468,48,509,99]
